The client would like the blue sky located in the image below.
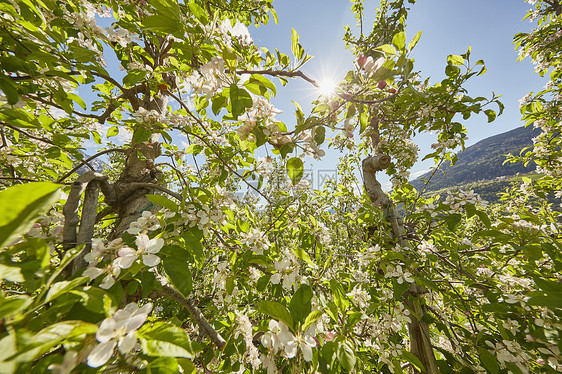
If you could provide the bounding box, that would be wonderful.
[250,0,546,187]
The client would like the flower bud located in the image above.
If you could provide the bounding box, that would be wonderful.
[357,54,367,68]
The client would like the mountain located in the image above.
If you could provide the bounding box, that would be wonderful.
[75,150,110,174]
[411,125,539,194]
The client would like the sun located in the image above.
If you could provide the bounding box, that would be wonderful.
[316,78,338,97]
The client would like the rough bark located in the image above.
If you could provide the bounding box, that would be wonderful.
[362,154,438,374]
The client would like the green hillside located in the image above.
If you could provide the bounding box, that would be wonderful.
[411,126,539,195]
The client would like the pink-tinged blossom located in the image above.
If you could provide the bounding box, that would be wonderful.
[87,303,152,368]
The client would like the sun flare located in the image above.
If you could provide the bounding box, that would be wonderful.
[317,78,338,97]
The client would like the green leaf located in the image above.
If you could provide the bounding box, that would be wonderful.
[392,31,406,51]
[177,358,196,374]
[0,264,24,283]
[443,213,462,230]
[142,14,183,35]
[484,109,496,122]
[229,84,253,119]
[447,54,465,65]
[403,351,425,372]
[163,257,193,298]
[393,279,410,298]
[257,301,293,329]
[188,2,208,23]
[292,246,315,266]
[336,340,356,371]
[0,333,16,374]
[0,182,60,248]
[329,279,349,311]
[249,74,276,96]
[527,296,562,310]
[0,295,31,319]
[45,277,89,303]
[147,357,180,374]
[478,347,499,374]
[133,127,152,143]
[289,284,313,325]
[0,108,40,128]
[138,322,199,359]
[0,77,19,105]
[408,31,423,50]
[302,310,323,332]
[377,44,396,55]
[474,230,511,243]
[291,28,304,59]
[314,126,326,145]
[147,194,178,212]
[9,321,97,362]
[106,126,119,138]
[67,92,86,110]
[286,157,304,185]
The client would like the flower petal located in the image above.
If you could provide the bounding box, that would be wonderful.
[96,318,116,343]
[125,313,147,332]
[87,340,116,368]
[284,340,297,358]
[83,267,103,279]
[135,234,149,250]
[142,253,160,267]
[300,341,313,362]
[100,275,115,289]
[118,332,137,354]
[146,237,164,253]
[116,254,137,269]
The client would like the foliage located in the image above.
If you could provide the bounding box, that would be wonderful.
[0,0,561,373]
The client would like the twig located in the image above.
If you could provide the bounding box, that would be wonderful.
[57,148,127,183]
[155,276,226,350]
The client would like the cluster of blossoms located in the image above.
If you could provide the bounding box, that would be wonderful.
[237,96,284,141]
[384,264,414,285]
[261,320,317,372]
[83,234,164,289]
[127,210,161,235]
[443,189,487,213]
[87,302,153,368]
[188,57,227,96]
[270,249,301,290]
[205,21,253,49]
[254,156,273,176]
[295,129,326,160]
[430,133,467,153]
[347,285,371,310]
[485,340,531,373]
[356,54,386,76]
[105,24,137,49]
[180,203,224,232]
[375,341,405,372]
[62,1,107,64]
[417,104,438,120]
[240,228,270,255]
[233,312,261,370]
[131,107,165,124]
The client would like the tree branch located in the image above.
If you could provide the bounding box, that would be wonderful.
[154,276,226,350]
[57,148,127,183]
[127,182,182,201]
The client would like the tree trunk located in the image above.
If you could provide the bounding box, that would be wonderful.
[362,154,438,374]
